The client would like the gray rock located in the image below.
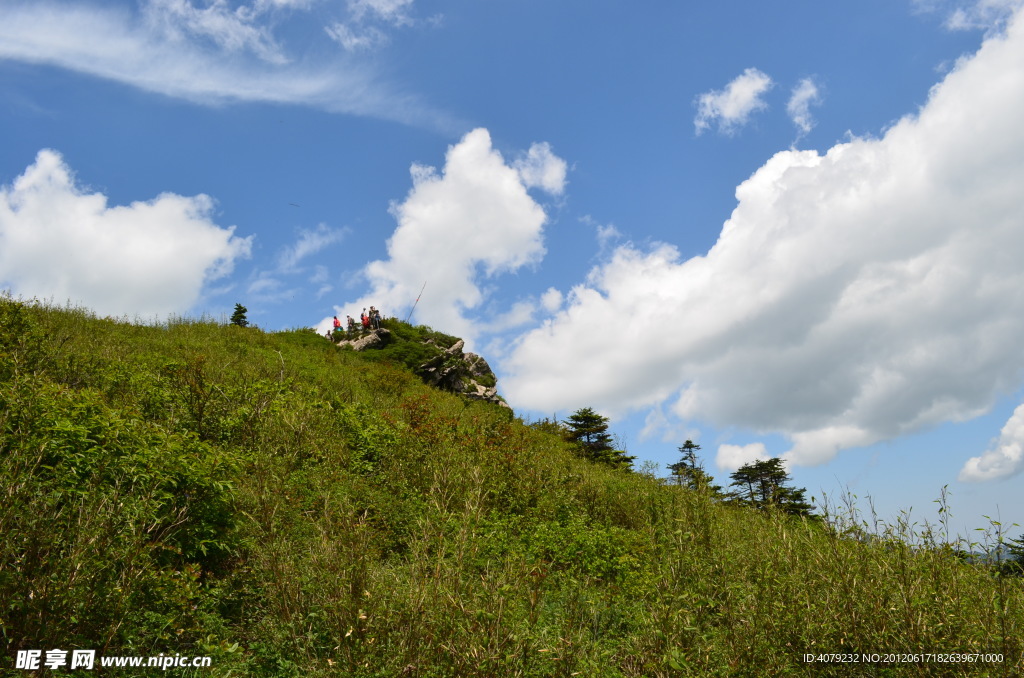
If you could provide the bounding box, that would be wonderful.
[416,339,506,407]
[333,327,509,408]
[334,328,391,351]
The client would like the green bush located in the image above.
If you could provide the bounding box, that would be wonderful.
[0,378,238,653]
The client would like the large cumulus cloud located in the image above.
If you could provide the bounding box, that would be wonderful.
[503,7,1024,480]
[332,128,565,341]
[0,149,251,318]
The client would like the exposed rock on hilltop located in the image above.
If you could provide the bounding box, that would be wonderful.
[418,339,508,407]
[332,325,508,407]
[335,328,391,351]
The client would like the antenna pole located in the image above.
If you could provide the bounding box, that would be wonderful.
[405,281,427,323]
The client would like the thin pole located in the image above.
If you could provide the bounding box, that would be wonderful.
[405,281,427,323]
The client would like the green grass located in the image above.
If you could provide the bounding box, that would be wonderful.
[2,296,1022,676]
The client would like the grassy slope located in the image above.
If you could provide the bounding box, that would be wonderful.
[1,298,1021,677]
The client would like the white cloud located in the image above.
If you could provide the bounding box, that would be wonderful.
[278,223,346,272]
[479,300,537,334]
[916,0,1024,32]
[639,407,702,445]
[144,0,287,64]
[694,68,774,135]
[787,77,822,137]
[0,149,251,318]
[247,225,344,306]
[503,6,1024,478]
[311,265,334,299]
[324,22,386,51]
[256,0,316,10]
[580,214,621,250]
[0,1,447,128]
[513,142,568,195]
[596,224,621,247]
[310,265,330,285]
[326,0,427,52]
[248,274,285,295]
[540,287,563,313]
[959,403,1024,481]
[348,0,415,25]
[716,443,769,471]
[337,128,562,343]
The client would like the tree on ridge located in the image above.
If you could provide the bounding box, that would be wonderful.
[563,407,635,470]
[668,439,722,494]
[729,457,813,516]
[230,303,249,328]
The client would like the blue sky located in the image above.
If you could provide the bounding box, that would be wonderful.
[2,0,1024,540]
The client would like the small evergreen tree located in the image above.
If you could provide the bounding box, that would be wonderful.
[563,407,635,470]
[230,303,249,327]
[1003,535,1024,576]
[667,440,722,494]
[728,458,813,516]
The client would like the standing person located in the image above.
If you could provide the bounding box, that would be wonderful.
[347,315,356,332]
[333,316,341,333]
[370,306,381,329]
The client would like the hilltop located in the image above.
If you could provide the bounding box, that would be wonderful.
[1,297,1022,677]
[328,320,507,408]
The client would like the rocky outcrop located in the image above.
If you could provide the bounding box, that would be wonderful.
[331,329,508,407]
[417,339,509,408]
[334,328,391,351]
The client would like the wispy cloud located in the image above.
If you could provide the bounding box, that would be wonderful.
[0,0,449,128]
[143,0,288,64]
[278,224,347,272]
[694,68,774,136]
[787,77,822,138]
[326,0,438,52]
[246,225,346,304]
[324,23,387,51]
[349,0,416,25]
[915,0,1024,33]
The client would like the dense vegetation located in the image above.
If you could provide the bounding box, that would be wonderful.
[332,318,462,378]
[2,297,1022,676]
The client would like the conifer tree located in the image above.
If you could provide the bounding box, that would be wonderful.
[728,458,813,516]
[563,407,635,470]
[1004,535,1024,576]
[230,303,249,327]
[667,440,721,494]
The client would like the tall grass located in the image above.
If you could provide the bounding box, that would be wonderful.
[1,297,1021,676]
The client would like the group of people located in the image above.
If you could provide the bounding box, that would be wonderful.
[331,306,382,337]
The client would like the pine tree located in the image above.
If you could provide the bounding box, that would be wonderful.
[230,303,249,328]
[563,407,635,470]
[667,440,721,494]
[728,458,813,516]
[1004,535,1024,576]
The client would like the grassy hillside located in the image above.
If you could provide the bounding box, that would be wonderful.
[2,297,1022,677]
